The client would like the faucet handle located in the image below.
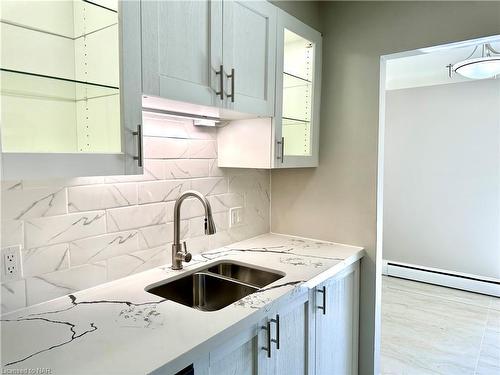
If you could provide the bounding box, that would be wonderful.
[182,241,192,263]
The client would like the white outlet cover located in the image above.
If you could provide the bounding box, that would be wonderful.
[1,245,22,282]
[229,207,244,227]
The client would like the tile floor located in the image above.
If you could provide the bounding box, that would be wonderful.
[382,276,500,375]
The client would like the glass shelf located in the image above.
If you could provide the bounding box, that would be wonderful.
[0,0,117,40]
[1,68,120,154]
[284,71,311,83]
[1,69,119,101]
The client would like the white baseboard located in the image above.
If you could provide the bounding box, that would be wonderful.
[382,260,500,297]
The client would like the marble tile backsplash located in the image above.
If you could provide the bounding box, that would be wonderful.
[1,113,270,313]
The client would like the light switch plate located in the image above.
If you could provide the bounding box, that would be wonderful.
[1,245,22,282]
[229,207,244,227]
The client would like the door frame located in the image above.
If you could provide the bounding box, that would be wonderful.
[376,34,500,370]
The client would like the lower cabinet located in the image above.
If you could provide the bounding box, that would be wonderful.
[257,292,309,375]
[314,262,360,375]
[193,261,360,375]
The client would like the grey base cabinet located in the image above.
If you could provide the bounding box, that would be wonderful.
[191,261,360,375]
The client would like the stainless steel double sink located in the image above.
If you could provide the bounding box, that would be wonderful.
[145,262,284,312]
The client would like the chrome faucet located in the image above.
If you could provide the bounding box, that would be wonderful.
[171,190,216,270]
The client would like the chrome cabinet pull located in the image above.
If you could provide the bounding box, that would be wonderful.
[317,286,326,315]
[261,321,272,358]
[132,124,143,167]
[215,65,224,100]
[271,314,280,349]
[227,68,235,102]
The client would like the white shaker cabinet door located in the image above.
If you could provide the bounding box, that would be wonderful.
[141,0,223,108]
[258,292,309,375]
[315,262,360,375]
[222,0,276,116]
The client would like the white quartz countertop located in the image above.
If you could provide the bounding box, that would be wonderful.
[1,233,364,375]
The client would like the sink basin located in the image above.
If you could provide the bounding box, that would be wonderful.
[147,272,258,311]
[145,261,285,311]
[207,262,283,288]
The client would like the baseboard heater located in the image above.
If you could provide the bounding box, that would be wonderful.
[382,260,500,297]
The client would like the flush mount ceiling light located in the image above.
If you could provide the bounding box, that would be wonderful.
[450,43,500,80]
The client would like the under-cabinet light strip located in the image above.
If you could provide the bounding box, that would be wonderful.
[142,107,222,123]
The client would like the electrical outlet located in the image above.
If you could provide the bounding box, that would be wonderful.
[229,207,244,227]
[2,245,22,282]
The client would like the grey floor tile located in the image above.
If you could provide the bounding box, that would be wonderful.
[381,276,498,375]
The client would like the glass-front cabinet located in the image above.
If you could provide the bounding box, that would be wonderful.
[274,9,322,168]
[0,0,143,179]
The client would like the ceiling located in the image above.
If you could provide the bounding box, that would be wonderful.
[386,39,500,90]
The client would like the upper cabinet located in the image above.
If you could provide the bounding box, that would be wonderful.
[222,0,276,116]
[0,0,143,179]
[274,12,322,168]
[217,8,322,168]
[141,0,276,118]
[141,0,223,109]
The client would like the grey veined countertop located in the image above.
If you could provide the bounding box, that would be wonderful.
[1,233,364,374]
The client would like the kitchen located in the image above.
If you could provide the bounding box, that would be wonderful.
[1,1,499,374]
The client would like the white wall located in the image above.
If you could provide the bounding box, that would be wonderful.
[384,79,500,279]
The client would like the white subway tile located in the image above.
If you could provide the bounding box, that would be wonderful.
[2,181,22,191]
[186,123,216,140]
[191,177,228,196]
[209,159,226,177]
[209,231,236,250]
[144,137,189,159]
[2,187,67,220]
[185,236,209,255]
[69,231,139,265]
[189,139,217,159]
[137,222,189,250]
[24,211,106,249]
[143,114,190,138]
[106,203,172,232]
[106,246,169,281]
[1,220,24,248]
[68,183,137,212]
[1,279,26,313]
[25,262,106,305]
[164,159,209,179]
[22,244,70,277]
[22,177,105,189]
[177,198,207,219]
[138,180,190,204]
[144,159,165,180]
[208,193,244,213]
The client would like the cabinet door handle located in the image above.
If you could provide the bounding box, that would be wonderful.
[226,68,235,102]
[317,286,326,315]
[270,314,280,349]
[132,124,143,167]
[277,137,285,163]
[215,65,224,100]
[281,137,285,163]
[261,321,272,358]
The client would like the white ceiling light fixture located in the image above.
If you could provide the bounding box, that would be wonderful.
[450,43,500,80]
